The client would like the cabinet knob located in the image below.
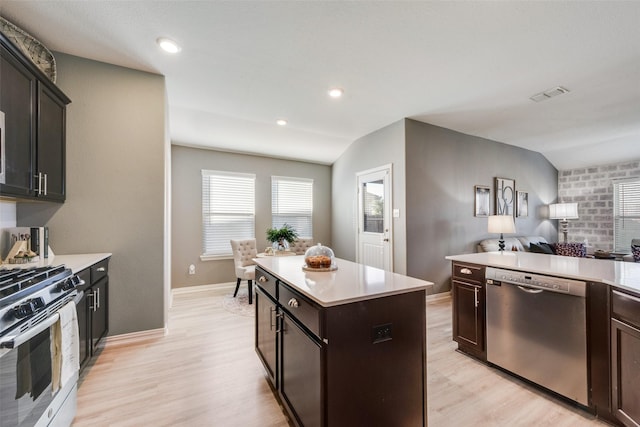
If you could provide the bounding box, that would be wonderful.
[97,267,106,272]
[288,298,299,308]
[258,276,267,283]
[460,268,472,275]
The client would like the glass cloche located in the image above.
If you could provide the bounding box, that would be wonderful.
[303,243,336,270]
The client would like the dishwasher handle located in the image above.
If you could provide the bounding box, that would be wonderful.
[517,285,544,294]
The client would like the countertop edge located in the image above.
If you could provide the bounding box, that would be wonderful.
[2,253,112,274]
[446,252,640,295]
[255,257,432,308]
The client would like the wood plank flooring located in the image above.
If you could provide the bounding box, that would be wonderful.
[73,286,608,427]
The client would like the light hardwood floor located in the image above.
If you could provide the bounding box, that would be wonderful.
[73,286,608,427]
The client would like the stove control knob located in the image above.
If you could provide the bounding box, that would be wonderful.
[13,298,45,318]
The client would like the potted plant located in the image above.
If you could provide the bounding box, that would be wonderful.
[266,224,299,251]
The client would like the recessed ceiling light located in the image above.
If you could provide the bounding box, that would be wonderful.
[276,119,288,126]
[157,37,181,54]
[328,88,344,98]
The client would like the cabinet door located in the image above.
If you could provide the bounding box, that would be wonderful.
[452,279,485,359]
[0,43,35,196]
[611,318,640,427]
[36,82,66,201]
[90,277,109,351]
[255,286,278,387]
[280,313,322,427]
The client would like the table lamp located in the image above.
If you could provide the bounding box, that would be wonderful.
[549,203,579,243]
[488,215,516,251]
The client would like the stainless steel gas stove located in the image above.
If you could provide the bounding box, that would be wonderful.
[0,264,84,427]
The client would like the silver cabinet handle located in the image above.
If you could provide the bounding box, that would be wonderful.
[517,285,544,294]
[288,298,299,308]
[89,291,97,312]
[97,267,106,272]
[43,173,47,195]
[34,172,43,195]
[258,276,267,283]
[96,287,101,309]
[269,307,275,330]
[460,268,472,275]
[474,287,478,308]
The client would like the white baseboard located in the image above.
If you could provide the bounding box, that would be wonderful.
[103,327,167,347]
[171,282,236,295]
[426,291,451,303]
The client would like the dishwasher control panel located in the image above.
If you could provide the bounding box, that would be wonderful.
[485,267,586,297]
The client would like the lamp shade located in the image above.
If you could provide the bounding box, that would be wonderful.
[549,203,579,220]
[488,215,516,234]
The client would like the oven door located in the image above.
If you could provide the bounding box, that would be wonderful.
[0,317,59,427]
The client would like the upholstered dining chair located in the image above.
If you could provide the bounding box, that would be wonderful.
[290,238,314,255]
[230,239,257,304]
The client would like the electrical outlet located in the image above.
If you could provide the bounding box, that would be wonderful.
[372,323,392,344]
[188,264,195,275]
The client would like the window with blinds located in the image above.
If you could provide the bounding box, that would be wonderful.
[613,178,640,252]
[202,170,255,257]
[271,176,313,238]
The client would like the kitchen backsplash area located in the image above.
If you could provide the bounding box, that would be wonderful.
[0,200,17,260]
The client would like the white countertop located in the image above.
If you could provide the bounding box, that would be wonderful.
[1,253,112,273]
[254,255,433,307]
[446,251,640,294]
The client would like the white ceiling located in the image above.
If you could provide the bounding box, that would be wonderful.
[2,1,640,170]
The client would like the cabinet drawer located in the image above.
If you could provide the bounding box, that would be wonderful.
[90,259,109,284]
[279,284,321,338]
[612,289,640,329]
[452,262,484,283]
[255,266,278,300]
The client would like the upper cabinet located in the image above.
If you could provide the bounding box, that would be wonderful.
[0,32,70,202]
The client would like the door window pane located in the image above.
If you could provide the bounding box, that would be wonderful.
[363,180,384,233]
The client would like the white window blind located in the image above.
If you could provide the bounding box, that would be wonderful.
[613,178,640,252]
[202,170,255,257]
[271,176,313,238]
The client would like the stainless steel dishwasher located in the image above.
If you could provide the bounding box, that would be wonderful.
[485,267,588,406]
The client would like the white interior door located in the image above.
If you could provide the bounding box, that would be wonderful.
[356,165,393,271]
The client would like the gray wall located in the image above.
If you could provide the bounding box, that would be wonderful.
[404,119,558,293]
[17,53,167,335]
[171,145,332,288]
[558,159,640,250]
[331,119,407,274]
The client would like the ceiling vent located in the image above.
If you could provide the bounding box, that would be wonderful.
[529,86,570,102]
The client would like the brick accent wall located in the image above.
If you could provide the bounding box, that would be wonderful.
[558,160,640,251]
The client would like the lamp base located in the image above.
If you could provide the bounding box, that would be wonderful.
[498,233,505,251]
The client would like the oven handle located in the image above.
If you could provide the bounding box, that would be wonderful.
[0,312,60,349]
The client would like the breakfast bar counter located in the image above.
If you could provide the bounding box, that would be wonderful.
[254,255,433,306]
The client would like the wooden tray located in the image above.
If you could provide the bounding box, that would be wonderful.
[302,265,338,272]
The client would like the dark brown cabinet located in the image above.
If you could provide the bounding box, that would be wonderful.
[611,289,640,427]
[255,285,277,386]
[0,32,70,201]
[76,258,110,374]
[255,265,427,427]
[451,262,486,360]
[280,312,322,427]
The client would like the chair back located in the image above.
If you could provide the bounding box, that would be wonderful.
[290,238,314,255]
[230,239,257,268]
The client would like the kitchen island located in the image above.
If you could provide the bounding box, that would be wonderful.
[254,255,433,427]
[446,251,640,427]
